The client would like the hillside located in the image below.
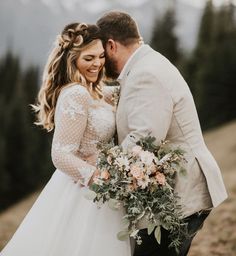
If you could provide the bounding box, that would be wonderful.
[189,121,236,256]
[0,121,236,255]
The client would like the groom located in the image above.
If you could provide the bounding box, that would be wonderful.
[97,11,227,256]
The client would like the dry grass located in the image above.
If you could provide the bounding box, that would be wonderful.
[0,121,236,255]
[189,121,236,256]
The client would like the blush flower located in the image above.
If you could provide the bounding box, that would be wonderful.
[131,145,142,156]
[130,165,144,180]
[127,178,138,192]
[114,156,130,171]
[139,150,155,166]
[137,174,150,189]
[100,170,110,180]
[155,172,166,185]
[148,163,157,174]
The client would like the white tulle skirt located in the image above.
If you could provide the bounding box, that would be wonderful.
[0,170,131,256]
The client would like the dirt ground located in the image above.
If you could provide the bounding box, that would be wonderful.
[0,121,236,255]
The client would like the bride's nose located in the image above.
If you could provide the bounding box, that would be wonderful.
[92,58,103,67]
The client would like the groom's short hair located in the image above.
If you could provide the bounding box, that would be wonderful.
[97,11,140,46]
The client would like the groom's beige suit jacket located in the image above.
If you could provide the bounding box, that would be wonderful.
[116,45,227,219]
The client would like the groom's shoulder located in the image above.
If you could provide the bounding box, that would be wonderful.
[134,45,170,68]
[134,45,180,76]
[129,46,187,90]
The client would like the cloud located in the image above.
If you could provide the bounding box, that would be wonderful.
[83,0,112,13]
[118,0,150,8]
[61,0,79,11]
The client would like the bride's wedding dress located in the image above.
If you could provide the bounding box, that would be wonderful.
[1,84,131,256]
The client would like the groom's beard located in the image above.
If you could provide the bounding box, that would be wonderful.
[104,56,120,80]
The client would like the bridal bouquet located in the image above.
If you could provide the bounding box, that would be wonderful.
[88,136,187,252]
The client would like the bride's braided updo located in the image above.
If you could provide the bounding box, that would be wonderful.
[32,22,103,131]
[57,23,91,51]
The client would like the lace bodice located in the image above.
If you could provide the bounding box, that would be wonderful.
[51,84,116,185]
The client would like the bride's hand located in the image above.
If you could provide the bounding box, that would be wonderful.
[84,154,98,166]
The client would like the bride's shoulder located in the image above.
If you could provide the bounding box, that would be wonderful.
[61,83,89,96]
[56,83,92,109]
[59,83,91,101]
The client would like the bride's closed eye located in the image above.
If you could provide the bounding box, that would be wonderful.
[83,56,93,61]
[100,53,105,58]
[83,53,105,62]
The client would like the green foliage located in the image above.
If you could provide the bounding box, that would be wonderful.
[150,8,181,65]
[184,1,236,130]
[0,51,53,211]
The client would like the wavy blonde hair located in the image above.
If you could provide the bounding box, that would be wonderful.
[32,22,103,131]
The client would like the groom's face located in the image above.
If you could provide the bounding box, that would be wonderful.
[104,42,120,80]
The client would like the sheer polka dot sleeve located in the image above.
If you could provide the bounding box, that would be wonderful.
[51,85,96,186]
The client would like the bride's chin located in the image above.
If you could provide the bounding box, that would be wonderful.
[88,78,97,83]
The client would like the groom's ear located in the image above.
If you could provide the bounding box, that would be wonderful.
[107,39,117,53]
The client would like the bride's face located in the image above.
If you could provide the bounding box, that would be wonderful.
[76,39,105,83]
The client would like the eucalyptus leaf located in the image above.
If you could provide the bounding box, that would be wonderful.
[161,222,170,231]
[179,167,187,176]
[117,230,129,241]
[121,218,130,229]
[147,223,156,235]
[154,226,161,244]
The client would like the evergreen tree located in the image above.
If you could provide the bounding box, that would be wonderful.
[0,98,10,203]
[150,8,181,65]
[4,82,30,200]
[0,52,52,211]
[184,0,215,99]
[0,50,21,102]
[22,67,53,187]
[201,3,236,127]
[184,1,236,130]
[0,52,22,207]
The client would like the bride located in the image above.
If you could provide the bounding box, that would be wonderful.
[1,22,131,256]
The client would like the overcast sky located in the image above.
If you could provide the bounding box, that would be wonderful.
[179,0,236,8]
[20,0,236,10]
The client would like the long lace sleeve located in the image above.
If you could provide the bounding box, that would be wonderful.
[51,85,96,186]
